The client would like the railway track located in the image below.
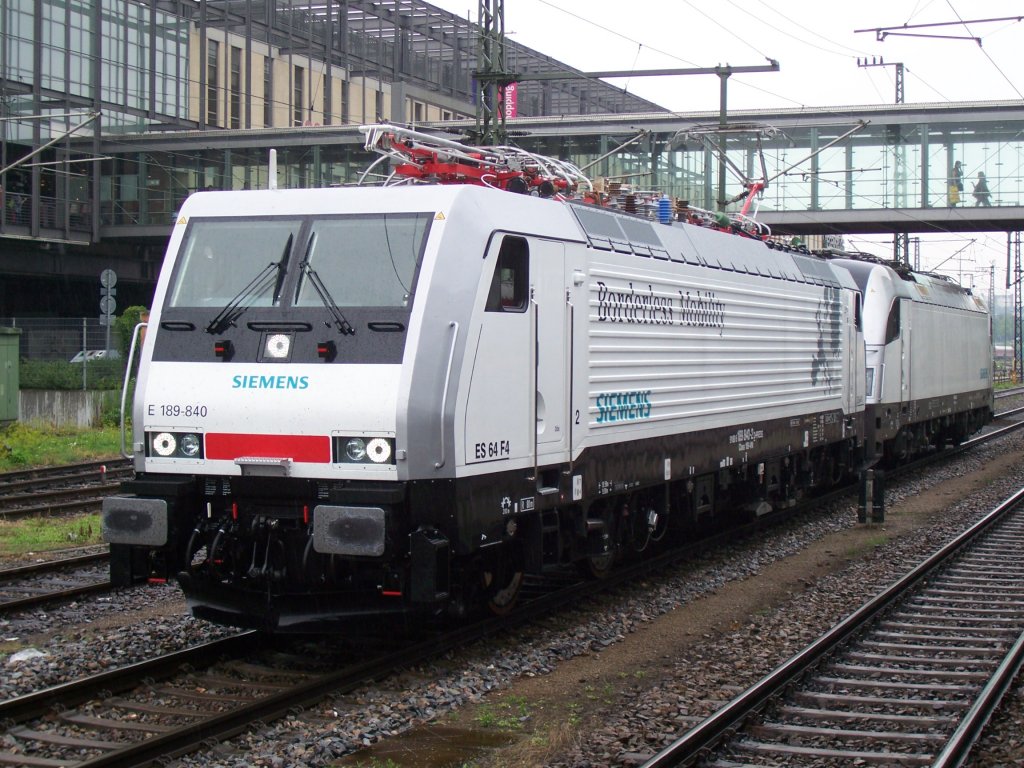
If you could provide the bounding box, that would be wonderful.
[641,484,1024,768]
[994,384,1024,399]
[1,411,1023,764]
[0,458,131,490]
[0,552,112,617]
[2,465,1019,768]
[0,547,673,767]
[0,459,131,520]
[8,446,958,766]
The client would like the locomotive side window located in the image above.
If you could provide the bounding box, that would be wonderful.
[884,298,901,343]
[485,236,529,313]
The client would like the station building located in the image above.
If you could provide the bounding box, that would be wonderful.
[0,0,663,316]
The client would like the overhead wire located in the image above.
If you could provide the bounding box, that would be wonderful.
[736,0,865,59]
[512,0,1024,286]
[944,1,1024,100]
[521,0,923,114]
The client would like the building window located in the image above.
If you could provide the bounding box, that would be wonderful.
[206,39,219,126]
[229,46,242,129]
[263,57,274,127]
[321,72,331,125]
[153,13,189,118]
[293,65,305,126]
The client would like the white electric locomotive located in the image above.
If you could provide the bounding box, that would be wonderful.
[833,257,992,461]
[102,128,991,630]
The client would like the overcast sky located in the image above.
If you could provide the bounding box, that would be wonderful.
[437,0,1024,111]
[428,0,1024,293]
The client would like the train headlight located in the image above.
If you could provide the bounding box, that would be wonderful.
[366,438,392,464]
[345,438,367,462]
[264,333,291,359]
[179,433,202,457]
[147,431,205,459]
[334,436,396,465]
[153,432,177,457]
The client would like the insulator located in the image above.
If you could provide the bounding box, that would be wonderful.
[658,196,672,224]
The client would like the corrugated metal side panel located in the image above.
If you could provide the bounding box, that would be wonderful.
[585,260,846,436]
[908,302,991,401]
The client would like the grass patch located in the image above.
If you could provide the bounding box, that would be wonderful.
[0,513,102,557]
[0,422,121,471]
[845,533,890,558]
[475,695,531,730]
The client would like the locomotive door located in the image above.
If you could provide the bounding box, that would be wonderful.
[899,298,912,403]
[531,239,569,467]
[461,235,569,472]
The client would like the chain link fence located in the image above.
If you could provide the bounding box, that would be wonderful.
[0,317,122,363]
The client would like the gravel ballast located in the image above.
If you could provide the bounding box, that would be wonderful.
[3,426,1024,767]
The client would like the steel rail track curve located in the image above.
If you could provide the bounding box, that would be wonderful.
[640,485,1024,768]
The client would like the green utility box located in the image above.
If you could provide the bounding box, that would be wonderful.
[0,327,21,425]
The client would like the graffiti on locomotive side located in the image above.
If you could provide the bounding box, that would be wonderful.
[811,285,842,394]
[596,281,725,329]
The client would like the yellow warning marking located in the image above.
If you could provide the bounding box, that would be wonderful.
[435,212,446,220]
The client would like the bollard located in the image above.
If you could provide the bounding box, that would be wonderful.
[858,469,885,523]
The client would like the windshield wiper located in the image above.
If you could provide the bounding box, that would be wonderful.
[298,233,355,336]
[205,235,293,335]
[272,233,294,304]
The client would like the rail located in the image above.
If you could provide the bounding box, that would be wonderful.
[641,484,1024,767]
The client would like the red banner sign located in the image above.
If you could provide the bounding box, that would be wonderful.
[502,82,518,119]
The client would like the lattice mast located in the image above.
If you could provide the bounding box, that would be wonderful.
[474,0,515,146]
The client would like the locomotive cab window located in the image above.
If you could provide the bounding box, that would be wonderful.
[485,236,528,312]
[167,219,304,308]
[294,213,431,308]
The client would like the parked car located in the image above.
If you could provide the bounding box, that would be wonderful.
[69,349,121,363]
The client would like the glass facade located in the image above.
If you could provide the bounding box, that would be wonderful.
[95,0,188,117]
[2,0,193,242]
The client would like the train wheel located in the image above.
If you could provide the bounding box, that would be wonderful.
[581,549,615,579]
[483,567,524,615]
[579,502,617,578]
